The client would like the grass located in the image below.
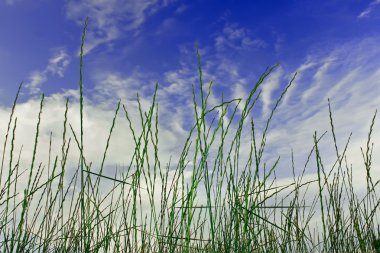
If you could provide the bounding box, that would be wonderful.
[0,19,379,253]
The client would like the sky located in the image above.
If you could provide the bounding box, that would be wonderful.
[0,0,380,205]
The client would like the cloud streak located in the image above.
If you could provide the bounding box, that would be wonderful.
[215,23,267,52]
[25,50,70,94]
[358,0,380,18]
[65,0,174,55]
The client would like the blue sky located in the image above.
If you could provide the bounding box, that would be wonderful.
[0,0,380,196]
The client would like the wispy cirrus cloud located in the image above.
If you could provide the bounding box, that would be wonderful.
[358,0,380,18]
[260,66,283,118]
[259,36,380,189]
[65,0,175,55]
[300,57,336,104]
[215,23,267,52]
[25,50,70,94]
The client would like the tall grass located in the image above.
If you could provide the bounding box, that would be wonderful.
[0,19,379,253]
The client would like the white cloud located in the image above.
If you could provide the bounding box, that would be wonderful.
[300,57,335,104]
[46,50,70,77]
[282,60,316,107]
[358,0,380,18]
[25,50,70,94]
[65,0,174,55]
[26,71,47,94]
[261,66,283,118]
[215,23,267,51]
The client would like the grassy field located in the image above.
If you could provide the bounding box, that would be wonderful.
[0,18,379,253]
